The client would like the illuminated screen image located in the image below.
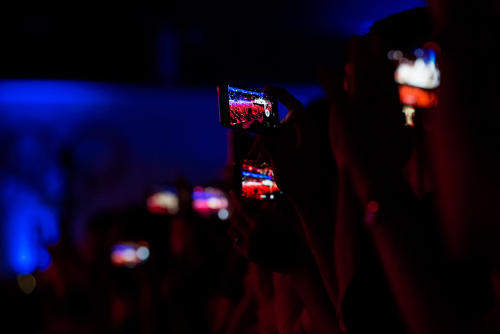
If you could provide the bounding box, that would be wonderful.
[392,48,440,109]
[228,86,273,129]
[393,48,440,90]
[241,159,281,200]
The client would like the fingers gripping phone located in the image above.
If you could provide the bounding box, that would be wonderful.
[218,84,279,134]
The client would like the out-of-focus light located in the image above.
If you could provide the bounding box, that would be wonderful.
[402,105,416,127]
[192,187,228,217]
[123,249,136,262]
[414,48,424,58]
[395,57,440,89]
[110,242,150,268]
[423,41,441,54]
[398,85,437,108]
[17,274,36,294]
[1,178,60,276]
[387,50,395,60]
[207,197,220,209]
[218,209,229,220]
[147,187,179,215]
[0,80,112,105]
[136,246,150,260]
[393,50,403,60]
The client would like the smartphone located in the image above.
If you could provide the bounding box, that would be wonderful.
[218,84,279,134]
[235,159,283,200]
[392,48,439,108]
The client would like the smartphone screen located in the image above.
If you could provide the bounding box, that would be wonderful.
[240,159,282,200]
[392,48,439,108]
[218,84,279,133]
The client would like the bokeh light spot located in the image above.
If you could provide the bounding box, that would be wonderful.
[136,246,150,261]
[218,209,229,220]
[414,48,424,58]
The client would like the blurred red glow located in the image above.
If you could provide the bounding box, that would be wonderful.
[368,201,379,213]
[423,41,441,54]
[398,85,438,108]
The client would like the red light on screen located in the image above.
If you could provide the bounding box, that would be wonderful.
[398,85,437,108]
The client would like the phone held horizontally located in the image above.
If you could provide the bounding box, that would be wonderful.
[218,84,279,134]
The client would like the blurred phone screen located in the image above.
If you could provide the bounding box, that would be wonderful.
[392,47,440,108]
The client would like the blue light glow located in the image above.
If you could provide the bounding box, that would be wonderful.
[323,0,427,37]
[428,49,436,64]
[1,176,60,275]
[0,80,112,105]
[0,80,324,273]
[242,171,272,180]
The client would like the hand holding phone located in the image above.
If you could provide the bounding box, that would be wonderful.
[218,84,279,134]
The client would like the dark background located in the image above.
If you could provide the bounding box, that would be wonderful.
[0,0,425,292]
[0,1,425,84]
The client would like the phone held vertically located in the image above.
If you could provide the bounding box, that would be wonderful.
[234,158,283,201]
[390,46,440,126]
[218,84,279,134]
